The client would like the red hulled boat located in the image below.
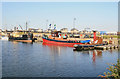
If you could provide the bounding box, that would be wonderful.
[42,31,91,47]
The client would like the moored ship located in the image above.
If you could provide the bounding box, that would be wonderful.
[42,31,91,47]
[8,22,37,43]
[9,32,36,43]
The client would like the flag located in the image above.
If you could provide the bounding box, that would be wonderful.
[49,24,51,26]
[54,24,56,29]
[49,24,51,29]
[54,24,56,26]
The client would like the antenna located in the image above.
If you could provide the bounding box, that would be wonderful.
[46,19,48,29]
[26,22,28,31]
[73,18,76,28]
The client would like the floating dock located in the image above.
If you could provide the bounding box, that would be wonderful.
[94,45,118,50]
[73,44,118,51]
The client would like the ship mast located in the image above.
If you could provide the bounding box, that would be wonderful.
[26,22,28,31]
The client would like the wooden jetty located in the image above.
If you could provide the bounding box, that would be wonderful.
[73,44,118,51]
[94,46,106,50]
[74,44,95,51]
[94,45,118,50]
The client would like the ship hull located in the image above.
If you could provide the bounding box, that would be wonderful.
[11,40,33,43]
[9,37,34,43]
[42,37,90,47]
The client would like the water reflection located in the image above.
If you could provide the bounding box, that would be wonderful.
[2,41,119,77]
[92,50,102,63]
[42,43,69,57]
[43,43,118,64]
[74,50,102,63]
[42,42,73,47]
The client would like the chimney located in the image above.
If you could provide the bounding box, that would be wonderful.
[93,30,96,41]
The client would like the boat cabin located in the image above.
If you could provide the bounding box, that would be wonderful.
[51,31,61,37]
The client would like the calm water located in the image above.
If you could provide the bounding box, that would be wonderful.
[2,40,119,77]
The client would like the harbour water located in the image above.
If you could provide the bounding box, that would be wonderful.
[2,40,119,77]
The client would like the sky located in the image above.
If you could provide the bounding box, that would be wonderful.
[2,2,118,32]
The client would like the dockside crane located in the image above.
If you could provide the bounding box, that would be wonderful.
[19,25,23,30]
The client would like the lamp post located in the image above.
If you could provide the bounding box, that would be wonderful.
[46,19,48,29]
[73,18,76,28]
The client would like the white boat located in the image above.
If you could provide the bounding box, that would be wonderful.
[1,36,8,40]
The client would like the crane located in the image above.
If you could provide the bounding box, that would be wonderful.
[19,25,23,30]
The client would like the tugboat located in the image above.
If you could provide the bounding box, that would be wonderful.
[73,31,105,51]
[42,30,91,47]
[8,22,37,43]
[9,33,36,43]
